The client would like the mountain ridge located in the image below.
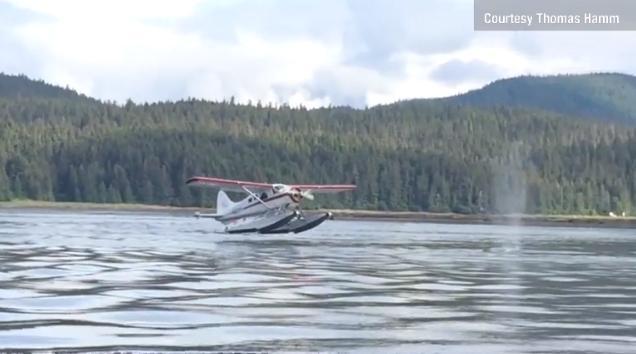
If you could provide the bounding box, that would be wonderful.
[2,72,636,123]
[442,72,636,122]
[0,73,90,101]
[1,72,636,214]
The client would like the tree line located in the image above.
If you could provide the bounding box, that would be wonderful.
[1,90,635,214]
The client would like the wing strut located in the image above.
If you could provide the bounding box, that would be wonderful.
[242,186,272,209]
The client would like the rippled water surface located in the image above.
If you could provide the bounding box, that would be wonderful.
[1,210,636,353]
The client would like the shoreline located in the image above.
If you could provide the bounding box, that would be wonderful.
[0,200,200,213]
[1,200,635,228]
[332,209,636,228]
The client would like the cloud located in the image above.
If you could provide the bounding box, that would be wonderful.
[0,2,43,75]
[343,0,473,70]
[0,0,634,107]
[303,66,391,107]
[430,59,502,85]
[509,31,636,74]
[6,0,202,20]
[2,0,347,104]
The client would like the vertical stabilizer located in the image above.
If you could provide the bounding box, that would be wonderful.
[216,190,235,215]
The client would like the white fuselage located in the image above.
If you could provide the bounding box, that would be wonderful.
[217,184,302,224]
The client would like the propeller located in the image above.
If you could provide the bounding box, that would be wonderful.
[300,189,314,200]
[290,187,314,201]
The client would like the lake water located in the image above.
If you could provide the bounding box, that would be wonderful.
[0,210,635,353]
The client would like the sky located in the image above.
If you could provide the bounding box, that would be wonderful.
[1,0,636,108]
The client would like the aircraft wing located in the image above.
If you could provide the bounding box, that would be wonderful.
[290,184,357,193]
[186,176,356,194]
[186,176,273,192]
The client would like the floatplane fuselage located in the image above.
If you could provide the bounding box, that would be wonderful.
[186,177,356,234]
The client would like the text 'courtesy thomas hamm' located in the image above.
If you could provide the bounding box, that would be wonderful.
[475,0,636,30]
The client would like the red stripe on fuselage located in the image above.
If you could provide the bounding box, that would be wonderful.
[242,192,293,210]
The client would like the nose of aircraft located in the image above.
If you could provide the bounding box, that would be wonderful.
[291,187,303,202]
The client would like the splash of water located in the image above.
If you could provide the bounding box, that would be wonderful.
[491,143,528,225]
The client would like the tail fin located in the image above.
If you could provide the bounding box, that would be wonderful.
[216,190,236,215]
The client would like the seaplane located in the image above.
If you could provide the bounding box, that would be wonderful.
[186,176,356,234]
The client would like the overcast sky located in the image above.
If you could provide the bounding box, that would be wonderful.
[1,0,635,107]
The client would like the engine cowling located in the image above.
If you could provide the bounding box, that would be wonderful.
[290,187,303,203]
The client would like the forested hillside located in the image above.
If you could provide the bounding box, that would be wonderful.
[446,73,636,122]
[1,72,636,214]
[0,74,90,101]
